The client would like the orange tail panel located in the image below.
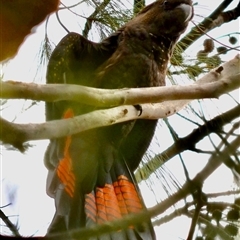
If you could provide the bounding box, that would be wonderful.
[56,108,76,198]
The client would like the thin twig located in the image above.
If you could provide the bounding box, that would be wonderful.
[0,209,20,237]
[136,104,240,182]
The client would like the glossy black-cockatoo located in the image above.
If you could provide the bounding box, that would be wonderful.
[44,0,193,239]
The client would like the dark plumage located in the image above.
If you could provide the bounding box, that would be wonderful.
[44,1,193,239]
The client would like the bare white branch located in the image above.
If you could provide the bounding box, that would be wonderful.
[0,54,239,149]
[1,55,239,107]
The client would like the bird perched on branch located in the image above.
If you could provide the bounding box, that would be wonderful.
[44,0,193,239]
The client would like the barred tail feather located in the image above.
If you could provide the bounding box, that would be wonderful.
[46,110,155,239]
[46,155,155,239]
